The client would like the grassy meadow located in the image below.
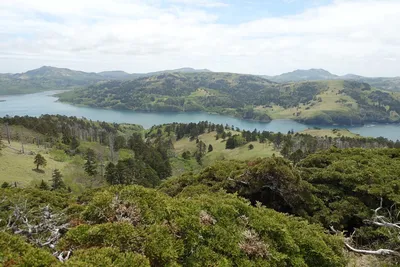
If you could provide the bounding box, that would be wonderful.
[171,131,279,176]
[300,128,361,138]
[0,139,107,192]
[259,80,357,120]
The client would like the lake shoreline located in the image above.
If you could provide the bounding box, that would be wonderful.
[1,91,399,141]
[57,98,400,128]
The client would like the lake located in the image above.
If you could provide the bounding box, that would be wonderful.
[0,91,399,141]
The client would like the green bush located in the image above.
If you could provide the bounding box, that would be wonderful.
[65,247,150,267]
[50,149,70,162]
[0,232,57,266]
[60,185,346,266]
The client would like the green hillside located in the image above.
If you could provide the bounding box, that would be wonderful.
[58,72,400,125]
[265,69,400,92]
[0,66,213,95]
[0,66,106,95]
[2,116,400,265]
[265,68,338,82]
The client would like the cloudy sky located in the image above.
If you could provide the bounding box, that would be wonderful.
[1,0,399,76]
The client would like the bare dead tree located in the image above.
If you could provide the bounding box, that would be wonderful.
[2,197,71,262]
[20,131,24,154]
[5,123,11,144]
[331,198,400,257]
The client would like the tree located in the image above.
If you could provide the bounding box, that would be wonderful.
[289,149,304,165]
[248,144,254,150]
[1,182,11,188]
[70,136,80,150]
[84,149,98,177]
[34,154,47,171]
[114,136,126,150]
[105,162,118,185]
[39,180,49,190]
[194,141,207,164]
[51,169,66,190]
[208,144,213,153]
[225,137,235,149]
[182,151,191,160]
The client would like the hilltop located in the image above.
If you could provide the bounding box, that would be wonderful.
[265,68,338,82]
[266,68,400,91]
[2,66,400,95]
[0,66,212,95]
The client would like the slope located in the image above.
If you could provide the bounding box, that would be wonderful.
[58,72,400,125]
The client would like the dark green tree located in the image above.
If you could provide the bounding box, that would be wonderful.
[51,169,66,190]
[289,149,304,165]
[84,149,98,177]
[208,144,213,152]
[194,141,207,164]
[182,151,191,160]
[1,182,10,188]
[70,136,80,150]
[114,136,126,150]
[225,137,235,149]
[105,162,118,185]
[34,154,47,170]
[39,180,49,190]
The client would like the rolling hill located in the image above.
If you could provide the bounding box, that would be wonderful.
[266,68,400,91]
[0,66,105,95]
[0,66,212,95]
[57,72,400,125]
[265,69,338,82]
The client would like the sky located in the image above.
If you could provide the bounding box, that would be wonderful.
[0,0,399,77]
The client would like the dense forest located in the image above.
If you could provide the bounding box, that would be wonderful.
[58,72,400,125]
[1,115,400,265]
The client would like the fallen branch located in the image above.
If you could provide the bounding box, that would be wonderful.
[345,242,400,256]
[331,199,400,258]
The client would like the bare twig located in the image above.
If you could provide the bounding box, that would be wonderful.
[345,243,400,256]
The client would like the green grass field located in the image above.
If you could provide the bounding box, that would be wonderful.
[172,131,278,175]
[300,128,361,138]
[0,140,67,186]
[257,80,356,120]
[0,139,107,192]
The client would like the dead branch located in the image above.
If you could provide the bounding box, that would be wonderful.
[335,198,400,257]
[364,198,400,230]
[4,199,70,262]
[345,243,400,256]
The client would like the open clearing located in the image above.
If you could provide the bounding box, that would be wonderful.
[172,131,279,175]
[0,140,67,186]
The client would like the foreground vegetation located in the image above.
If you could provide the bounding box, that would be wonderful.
[2,115,400,265]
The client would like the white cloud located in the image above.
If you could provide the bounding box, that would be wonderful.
[0,0,400,76]
[168,0,228,8]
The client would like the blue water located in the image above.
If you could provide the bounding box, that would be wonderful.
[0,91,399,141]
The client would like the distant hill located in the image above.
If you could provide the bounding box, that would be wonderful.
[265,69,338,82]
[58,72,400,125]
[341,76,400,92]
[98,70,131,79]
[0,66,212,95]
[264,69,400,91]
[0,66,105,95]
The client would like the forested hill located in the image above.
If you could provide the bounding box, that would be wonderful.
[0,66,212,95]
[265,68,400,92]
[0,66,104,95]
[58,72,400,125]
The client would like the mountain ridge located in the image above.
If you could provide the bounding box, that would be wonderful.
[1,66,400,95]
